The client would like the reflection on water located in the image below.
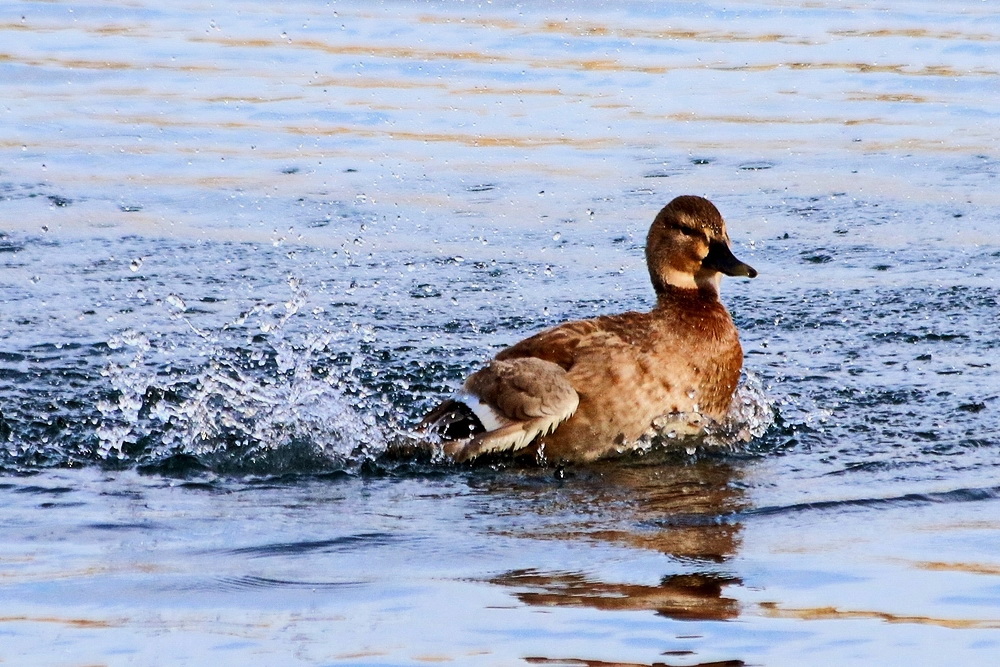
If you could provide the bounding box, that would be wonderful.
[758,601,1000,631]
[524,658,745,667]
[496,569,740,622]
[525,660,746,667]
[482,461,747,556]
[490,461,744,640]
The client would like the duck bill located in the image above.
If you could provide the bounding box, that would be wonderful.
[704,240,758,278]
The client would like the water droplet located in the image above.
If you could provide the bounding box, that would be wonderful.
[130,257,143,272]
[552,232,561,241]
[166,294,186,312]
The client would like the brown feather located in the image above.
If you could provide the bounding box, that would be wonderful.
[421,195,756,463]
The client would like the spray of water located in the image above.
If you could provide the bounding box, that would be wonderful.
[95,279,387,475]
[636,371,775,457]
[86,276,776,474]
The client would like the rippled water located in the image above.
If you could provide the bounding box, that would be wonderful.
[3,1,1000,664]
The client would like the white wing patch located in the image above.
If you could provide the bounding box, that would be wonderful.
[442,357,579,462]
[454,389,505,432]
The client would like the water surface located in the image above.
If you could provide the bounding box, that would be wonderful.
[2,1,1000,664]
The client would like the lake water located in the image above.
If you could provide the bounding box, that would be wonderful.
[2,0,1000,664]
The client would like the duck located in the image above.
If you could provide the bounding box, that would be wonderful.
[420,195,757,463]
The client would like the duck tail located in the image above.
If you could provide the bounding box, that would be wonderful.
[419,398,486,441]
[443,412,567,462]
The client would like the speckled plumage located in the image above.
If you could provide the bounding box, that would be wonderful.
[422,195,757,463]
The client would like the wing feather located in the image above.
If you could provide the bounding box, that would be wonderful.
[444,357,579,461]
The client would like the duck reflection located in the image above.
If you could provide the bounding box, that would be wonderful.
[524,658,744,667]
[493,568,740,621]
[481,457,746,623]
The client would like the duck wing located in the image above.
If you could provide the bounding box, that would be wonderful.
[443,357,579,462]
[494,317,618,369]
[427,313,650,462]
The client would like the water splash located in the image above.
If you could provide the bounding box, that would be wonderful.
[712,370,775,446]
[637,371,775,456]
[96,281,387,475]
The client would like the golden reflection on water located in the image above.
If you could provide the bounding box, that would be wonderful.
[914,560,1000,576]
[0,51,223,73]
[310,75,444,91]
[538,21,801,45]
[658,111,888,126]
[414,10,807,46]
[846,92,929,103]
[783,62,998,77]
[830,28,999,42]
[0,614,120,629]
[190,33,1000,79]
[4,0,996,193]
[758,601,1000,630]
[414,14,523,32]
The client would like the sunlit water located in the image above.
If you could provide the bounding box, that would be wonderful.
[2,1,1000,665]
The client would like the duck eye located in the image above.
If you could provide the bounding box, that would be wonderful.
[678,226,703,238]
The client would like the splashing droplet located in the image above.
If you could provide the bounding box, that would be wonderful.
[97,285,387,474]
[166,294,186,312]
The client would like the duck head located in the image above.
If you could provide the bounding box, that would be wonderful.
[645,195,757,296]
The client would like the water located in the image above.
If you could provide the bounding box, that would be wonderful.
[2,0,1000,664]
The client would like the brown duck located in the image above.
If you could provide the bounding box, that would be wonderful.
[421,195,757,463]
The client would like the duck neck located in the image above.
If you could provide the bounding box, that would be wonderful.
[650,264,722,300]
[653,279,721,310]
